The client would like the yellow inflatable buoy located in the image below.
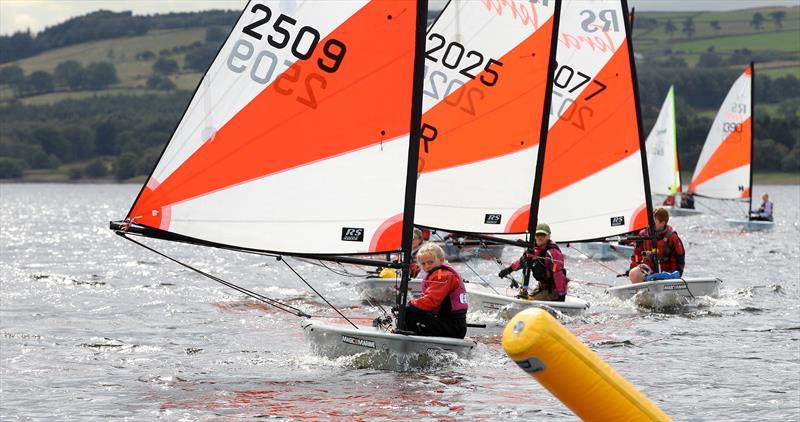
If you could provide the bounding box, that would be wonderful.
[378,268,397,279]
[502,308,672,422]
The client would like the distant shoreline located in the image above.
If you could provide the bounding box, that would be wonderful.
[2,173,799,185]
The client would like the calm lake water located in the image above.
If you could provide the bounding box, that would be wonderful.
[1,183,798,420]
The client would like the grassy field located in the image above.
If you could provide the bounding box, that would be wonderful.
[0,6,797,106]
[672,30,800,53]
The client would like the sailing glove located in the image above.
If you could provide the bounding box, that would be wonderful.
[498,267,513,278]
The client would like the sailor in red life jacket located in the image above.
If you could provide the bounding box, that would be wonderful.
[497,223,569,302]
[629,207,686,283]
[403,242,468,339]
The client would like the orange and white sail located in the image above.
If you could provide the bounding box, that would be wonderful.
[537,0,651,242]
[645,85,681,196]
[689,64,752,200]
[124,0,424,255]
[414,0,557,235]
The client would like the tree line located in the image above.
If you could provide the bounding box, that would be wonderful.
[0,70,797,180]
[0,10,239,64]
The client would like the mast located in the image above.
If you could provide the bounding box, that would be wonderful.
[672,86,683,193]
[748,61,755,220]
[524,0,562,288]
[527,0,562,237]
[396,0,429,331]
[622,0,658,271]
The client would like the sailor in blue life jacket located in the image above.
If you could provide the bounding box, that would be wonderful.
[402,242,468,339]
[750,193,773,221]
[497,223,569,302]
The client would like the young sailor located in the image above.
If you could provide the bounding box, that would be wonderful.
[750,193,774,221]
[403,243,468,339]
[497,223,569,302]
[679,192,695,209]
[629,207,685,282]
[409,228,426,278]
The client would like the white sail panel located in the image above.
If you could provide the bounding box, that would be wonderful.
[645,86,680,196]
[689,66,752,199]
[538,0,649,241]
[415,0,556,234]
[154,0,368,181]
[539,154,647,242]
[164,139,409,254]
[127,0,423,254]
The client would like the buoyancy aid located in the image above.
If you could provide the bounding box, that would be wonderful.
[528,243,565,290]
[421,264,468,317]
[643,227,673,265]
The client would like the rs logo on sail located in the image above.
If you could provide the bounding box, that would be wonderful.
[341,228,364,242]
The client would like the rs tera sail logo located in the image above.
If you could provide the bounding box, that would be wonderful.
[341,227,364,242]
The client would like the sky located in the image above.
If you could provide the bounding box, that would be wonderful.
[1,0,798,35]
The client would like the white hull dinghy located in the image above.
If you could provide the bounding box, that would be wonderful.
[441,240,505,263]
[606,277,721,308]
[355,277,422,304]
[302,320,476,364]
[725,218,774,231]
[664,206,703,217]
[465,283,589,318]
[573,242,634,261]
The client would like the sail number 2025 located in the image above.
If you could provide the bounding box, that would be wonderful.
[239,4,347,74]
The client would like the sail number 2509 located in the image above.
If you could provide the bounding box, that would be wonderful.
[239,4,347,73]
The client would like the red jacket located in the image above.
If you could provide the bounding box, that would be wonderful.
[630,225,685,275]
[410,267,465,314]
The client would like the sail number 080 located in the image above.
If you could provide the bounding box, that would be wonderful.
[240,4,347,74]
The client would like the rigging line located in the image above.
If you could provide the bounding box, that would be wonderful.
[119,234,310,318]
[565,243,626,275]
[462,259,501,295]
[279,257,358,329]
[292,256,371,278]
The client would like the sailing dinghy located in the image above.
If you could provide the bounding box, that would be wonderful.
[111,0,480,364]
[530,0,721,308]
[356,0,579,314]
[408,0,590,317]
[606,277,722,309]
[688,63,771,231]
[645,85,702,217]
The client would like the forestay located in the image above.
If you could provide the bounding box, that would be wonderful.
[537,0,651,242]
[122,1,422,255]
[414,0,557,235]
[645,86,680,197]
[689,65,752,200]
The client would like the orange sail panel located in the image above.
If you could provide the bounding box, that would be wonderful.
[414,0,557,235]
[689,66,752,199]
[127,1,423,254]
[537,0,649,242]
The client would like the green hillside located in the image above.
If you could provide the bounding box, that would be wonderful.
[0,6,797,181]
[0,27,208,103]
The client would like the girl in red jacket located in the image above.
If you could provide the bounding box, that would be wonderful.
[404,243,468,339]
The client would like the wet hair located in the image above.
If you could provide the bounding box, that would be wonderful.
[653,207,669,223]
[416,242,445,261]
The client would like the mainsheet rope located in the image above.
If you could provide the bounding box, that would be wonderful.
[120,233,367,328]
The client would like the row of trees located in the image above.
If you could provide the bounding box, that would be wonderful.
[0,62,118,97]
[0,10,239,64]
[652,11,789,39]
